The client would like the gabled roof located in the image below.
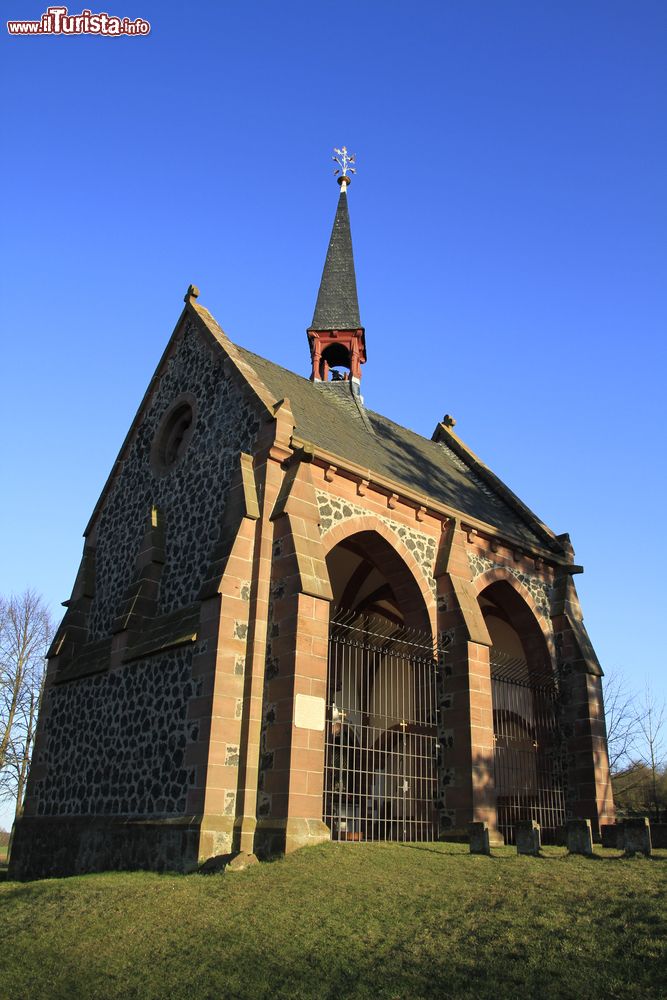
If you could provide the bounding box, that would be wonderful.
[309,188,362,331]
[82,289,561,559]
[234,345,563,555]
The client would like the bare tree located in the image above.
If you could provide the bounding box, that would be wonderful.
[0,590,53,818]
[636,683,666,823]
[603,669,642,773]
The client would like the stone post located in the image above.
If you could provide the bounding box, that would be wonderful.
[516,820,541,856]
[623,817,652,857]
[469,821,491,855]
[566,818,593,855]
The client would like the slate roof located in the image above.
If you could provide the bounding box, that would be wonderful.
[309,189,362,331]
[234,345,559,553]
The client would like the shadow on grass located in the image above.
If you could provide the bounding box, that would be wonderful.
[395,843,462,858]
[396,842,667,864]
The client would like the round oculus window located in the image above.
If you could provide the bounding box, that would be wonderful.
[152,397,196,473]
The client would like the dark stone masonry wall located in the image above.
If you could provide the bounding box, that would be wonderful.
[89,320,261,640]
[316,491,437,596]
[467,550,552,620]
[34,647,201,817]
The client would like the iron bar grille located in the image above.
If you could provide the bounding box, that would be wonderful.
[491,650,565,845]
[323,609,439,843]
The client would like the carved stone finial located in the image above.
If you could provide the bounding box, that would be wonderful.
[443,414,456,428]
[184,284,200,303]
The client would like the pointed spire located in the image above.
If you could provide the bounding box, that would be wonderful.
[310,185,361,331]
[307,149,366,383]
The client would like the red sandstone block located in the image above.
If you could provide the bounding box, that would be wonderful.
[211,694,241,719]
[205,742,237,767]
[468,691,493,711]
[296,615,329,639]
[230,540,255,563]
[306,677,327,698]
[313,600,330,622]
[311,638,329,659]
[293,634,314,658]
[469,721,494,740]
[294,658,327,684]
[208,716,229,742]
[290,726,311,750]
[289,748,324,773]
[220,596,250,620]
[468,673,492,693]
[288,770,309,794]
[211,673,244,701]
[285,495,319,520]
[223,555,253,579]
[206,763,241,788]
[287,792,322,818]
[308,730,326,751]
[239,763,259,788]
[204,787,235,814]
[291,675,316,697]
[307,770,325,796]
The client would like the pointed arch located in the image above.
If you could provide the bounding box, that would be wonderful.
[321,515,436,637]
[472,567,555,667]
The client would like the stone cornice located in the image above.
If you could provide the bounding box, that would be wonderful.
[432,419,559,553]
[290,435,577,571]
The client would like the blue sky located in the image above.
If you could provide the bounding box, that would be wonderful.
[1,1,665,825]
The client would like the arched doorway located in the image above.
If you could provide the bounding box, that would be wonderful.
[323,531,438,842]
[480,580,565,844]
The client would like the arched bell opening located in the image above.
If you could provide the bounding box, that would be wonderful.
[480,580,565,844]
[323,531,439,843]
[320,342,352,381]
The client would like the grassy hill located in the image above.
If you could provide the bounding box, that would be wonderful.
[0,843,665,1000]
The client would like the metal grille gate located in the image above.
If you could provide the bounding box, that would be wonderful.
[491,651,565,844]
[323,610,439,842]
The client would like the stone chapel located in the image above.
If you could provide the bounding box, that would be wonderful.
[10,166,614,878]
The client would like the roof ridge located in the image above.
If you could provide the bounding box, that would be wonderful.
[234,344,311,384]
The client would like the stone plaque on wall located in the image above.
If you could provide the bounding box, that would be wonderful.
[294,694,325,731]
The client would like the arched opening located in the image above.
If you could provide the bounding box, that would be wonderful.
[323,531,438,842]
[320,342,351,381]
[480,580,565,844]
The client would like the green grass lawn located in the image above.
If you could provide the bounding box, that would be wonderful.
[0,843,666,1000]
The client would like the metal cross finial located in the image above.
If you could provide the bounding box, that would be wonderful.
[332,146,356,179]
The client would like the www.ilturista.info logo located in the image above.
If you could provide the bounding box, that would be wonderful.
[7,6,150,35]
